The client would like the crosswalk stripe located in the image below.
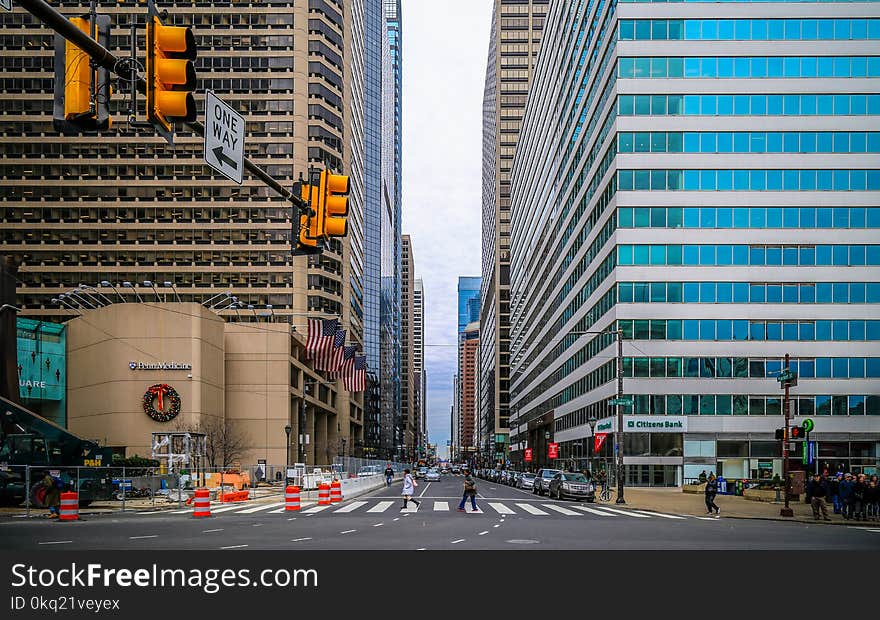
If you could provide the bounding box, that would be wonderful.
[334,501,367,513]
[466,506,483,513]
[433,501,449,511]
[170,508,194,514]
[542,504,582,516]
[516,503,548,515]
[209,504,253,514]
[401,503,420,513]
[631,509,685,520]
[591,506,650,518]
[235,502,287,515]
[269,502,315,514]
[367,501,395,513]
[301,505,331,514]
[488,502,515,515]
[574,505,617,517]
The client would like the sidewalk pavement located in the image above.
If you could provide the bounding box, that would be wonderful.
[610,487,877,526]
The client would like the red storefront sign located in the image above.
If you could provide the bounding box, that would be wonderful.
[594,433,608,453]
[524,448,533,462]
[548,442,559,459]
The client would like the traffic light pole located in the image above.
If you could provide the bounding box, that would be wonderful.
[18,0,306,213]
[780,352,793,518]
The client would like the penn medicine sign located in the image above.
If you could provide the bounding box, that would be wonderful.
[129,361,192,371]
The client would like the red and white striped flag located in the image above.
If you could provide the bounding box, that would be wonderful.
[307,318,338,360]
[329,345,357,379]
[344,355,367,392]
[314,328,346,371]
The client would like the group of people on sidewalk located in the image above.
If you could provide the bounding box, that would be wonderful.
[806,472,879,522]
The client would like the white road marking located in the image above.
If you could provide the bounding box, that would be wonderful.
[136,510,167,515]
[466,506,483,513]
[418,482,431,497]
[208,504,251,514]
[270,502,314,514]
[334,501,367,513]
[393,518,400,521]
[252,523,263,527]
[202,529,224,533]
[129,535,158,540]
[220,544,248,550]
[367,501,395,513]
[478,531,489,536]
[38,541,72,545]
[373,523,384,527]
[488,502,515,515]
[591,506,650,518]
[340,529,356,534]
[301,505,331,515]
[542,504,582,516]
[516,503,549,515]
[574,505,616,517]
[235,502,287,514]
[451,539,465,544]
[291,537,312,542]
[631,509,685,520]
[170,508,194,514]
[492,524,501,528]
[433,501,449,511]
[416,548,426,551]
[692,516,719,521]
[401,503,420,513]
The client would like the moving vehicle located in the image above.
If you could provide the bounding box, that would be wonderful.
[451,464,461,475]
[425,467,441,482]
[548,472,596,501]
[357,465,381,477]
[532,468,563,496]
[518,472,537,490]
[416,466,428,479]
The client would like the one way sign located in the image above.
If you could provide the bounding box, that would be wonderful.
[204,91,243,185]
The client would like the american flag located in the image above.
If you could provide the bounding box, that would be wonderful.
[344,355,367,392]
[307,318,338,360]
[329,345,357,379]
[315,328,346,372]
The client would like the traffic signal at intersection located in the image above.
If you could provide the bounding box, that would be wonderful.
[146,3,197,143]
[293,170,350,254]
[52,15,112,133]
[322,171,350,238]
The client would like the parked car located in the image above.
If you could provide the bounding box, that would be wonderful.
[532,468,563,496]
[439,466,450,474]
[518,472,537,490]
[506,471,519,487]
[416,466,428,479]
[425,467,441,482]
[451,464,461,475]
[548,472,596,501]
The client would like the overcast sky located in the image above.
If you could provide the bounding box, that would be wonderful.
[401,0,492,459]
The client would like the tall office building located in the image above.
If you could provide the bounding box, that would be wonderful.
[480,0,548,467]
[508,1,880,483]
[455,276,480,461]
[0,0,375,455]
[413,278,426,453]
[458,321,480,461]
[400,235,416,458]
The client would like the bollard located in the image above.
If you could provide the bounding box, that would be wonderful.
[59,491,79,521]
[330,479,342,503]
[285,485,301,512]
[192,488,211,517]
[318,483,331,506]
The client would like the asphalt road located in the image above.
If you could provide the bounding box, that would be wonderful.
[2,475,878,550]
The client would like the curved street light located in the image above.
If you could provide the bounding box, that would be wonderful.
[122,281,143,303]
[100,280,124,302]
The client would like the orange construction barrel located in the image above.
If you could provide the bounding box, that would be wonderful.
[330,479,342,503]
[318,483,331,505]
[59,491,79,521]
[285,485,301,512]
[192,488,211,517]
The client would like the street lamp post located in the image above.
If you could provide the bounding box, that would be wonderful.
[284,424,292,477]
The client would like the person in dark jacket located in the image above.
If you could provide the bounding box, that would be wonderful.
[457,471,478,512]
[807,474,831,521]
[384,463,394,487]
[852,474,868,521]
[839,474,855,519]
[41,473,61,518]
[704,472,720,516]
[828,474,842,514]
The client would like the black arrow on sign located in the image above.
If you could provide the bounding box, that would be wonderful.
[212,145,238,170]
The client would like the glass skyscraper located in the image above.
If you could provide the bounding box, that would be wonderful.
[458,277,482,335]
[509,0,880,484]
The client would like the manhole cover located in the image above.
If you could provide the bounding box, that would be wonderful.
[505,539,540,545]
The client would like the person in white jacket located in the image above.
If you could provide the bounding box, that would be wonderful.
[401,469,421,509]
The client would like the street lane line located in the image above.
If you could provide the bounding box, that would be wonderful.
[136,510,168,514]
[451,539,465,544]
[433,501,449,511]
[492,524,501,528]
[38,541,72,545]
[631,509,685,520]
[220,545,248,549]
[574,505,616,517]
[235,502,286,514]
[478,531,488,536]
[340,529,356,534]
[418,482,431,497]
[129,535,158,540]
[202,529,224,533]
[372,523,384,527]
[334,501,367,513]
[301,505,331,514]
[594,506,650,518]
[291,537,312,542]
[488,502,515,515]
[516,503,548,515]
[542,504,582,516]
[367,501,395,513]
[170,508,194,514]
[209,504,253,514]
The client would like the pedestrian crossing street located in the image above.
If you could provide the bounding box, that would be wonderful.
[137,499,707,521]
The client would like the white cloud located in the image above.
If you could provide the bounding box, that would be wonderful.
[401,0,492,450]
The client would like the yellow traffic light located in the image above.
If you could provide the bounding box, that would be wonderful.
[53,15,112,133]
[298,181,321,250]
[64,18,91,120]
[147,8,197,142]
[322,171,350,238]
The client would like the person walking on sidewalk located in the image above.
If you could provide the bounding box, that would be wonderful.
[401,469,421,510]
[458,470,479,512]
[704,472,720,516]
[807,473,831,521]
[384,463,394,487]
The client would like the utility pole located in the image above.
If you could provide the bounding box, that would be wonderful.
[615,328,625,504]
[780,352,794,517]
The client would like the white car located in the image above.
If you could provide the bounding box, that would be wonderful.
[425,467,441,482]
[357,465,381,477]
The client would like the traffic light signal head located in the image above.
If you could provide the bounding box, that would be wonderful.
[53,16,112,133]
[292,179,322,254]
[775,428,786,441]
[322,171,350,238]
[789,425,806,440]
[147,4,197,143]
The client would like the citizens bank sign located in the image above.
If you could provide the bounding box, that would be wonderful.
[595,416,688,433]
[129,361,192,371]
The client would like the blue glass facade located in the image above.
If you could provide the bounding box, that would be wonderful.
[458,277,482,334]
[16,317,66,427]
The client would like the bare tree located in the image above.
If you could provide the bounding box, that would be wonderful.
[173,417,248,469]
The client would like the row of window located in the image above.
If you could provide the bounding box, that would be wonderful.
[617,207,880,230]
[619,56,880,79]
[618,93,880,116]
[619,0,880,3]
[617,244,880,266]
[620,356,880,379]
[617,169,880,192]
[617,132,880,154]
[617,319,880,343]
[617,282,880,305]
[619,18,880,41]
[615,393,880,417]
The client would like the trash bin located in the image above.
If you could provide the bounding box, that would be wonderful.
[717,476,728,494]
